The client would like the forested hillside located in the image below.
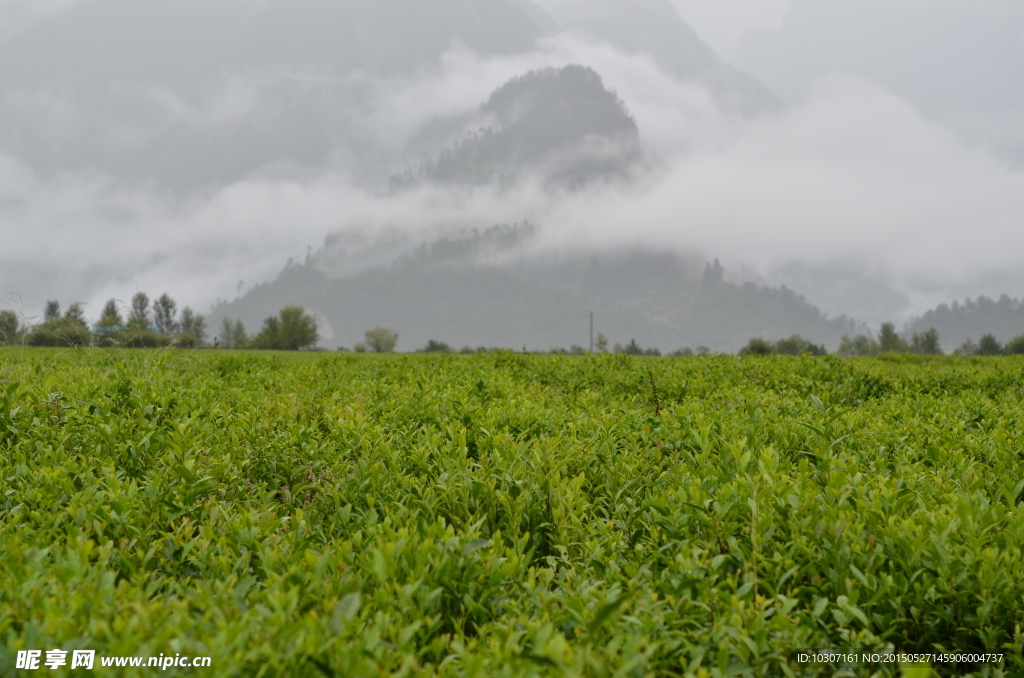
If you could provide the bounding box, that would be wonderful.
[906,295,1024,349]
[211,225,861,352]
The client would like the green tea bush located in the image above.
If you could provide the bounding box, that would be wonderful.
[1,349,1022,676]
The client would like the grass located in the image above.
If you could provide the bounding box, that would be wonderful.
[1,348,1023,676]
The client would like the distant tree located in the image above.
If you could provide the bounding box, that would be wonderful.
[43,300,61,322]
[129,292,151,329]
[279,307,318,350]
[96,299,122,332]
[740,338,774,356]
[614,339,640,355]
[64,303,87,328]
[878,323,910,353]
[911,328,942,355]
[219,317,235,348]
[1007,335,1024,355]
[353,342,368,353]
[695,346,711,356]
[954,338,979,356]
[838,334,880,357]
[179,308,207,345]
[153,294,178,335]
[0,310,21,344]
[671,347,695,357]
[702,258,725,288]
[977,334,1003,356]
[365,327,398,353]
[231,320,247,348]
[421,339,451,353]
[252,308,317,350]
[775,335,827,356]
[253,316,281,350]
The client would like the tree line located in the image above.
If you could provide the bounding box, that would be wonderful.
[0,293,208,348]
[0,295,323,351]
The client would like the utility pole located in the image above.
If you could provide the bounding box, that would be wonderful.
[590,312,594,353]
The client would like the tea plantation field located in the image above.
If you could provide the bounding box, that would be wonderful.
[1,348,1023,676]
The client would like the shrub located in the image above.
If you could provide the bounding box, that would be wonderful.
[27,320,91,347]
[421,340,452,353]
[118,328,166,348]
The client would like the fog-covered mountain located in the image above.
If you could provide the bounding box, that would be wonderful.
[391,65,642,190]
[211,225,862,352]
[0,0,779,190]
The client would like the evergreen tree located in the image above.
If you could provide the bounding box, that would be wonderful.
[232,320,247,348]
[911,328,942,355]
[878,323,910,353]
[179,308,207,344]
[153,294,178,335]
[44,300,61,322]
[64,303,87,328]
[129,292,151,329]
[977,334,1003,356]
[96,299,123,336]
[219,317,235,348]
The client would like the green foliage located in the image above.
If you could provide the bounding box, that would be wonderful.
[1,351,1023,676]
[421,339,453,353]
[365,327,398,353]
